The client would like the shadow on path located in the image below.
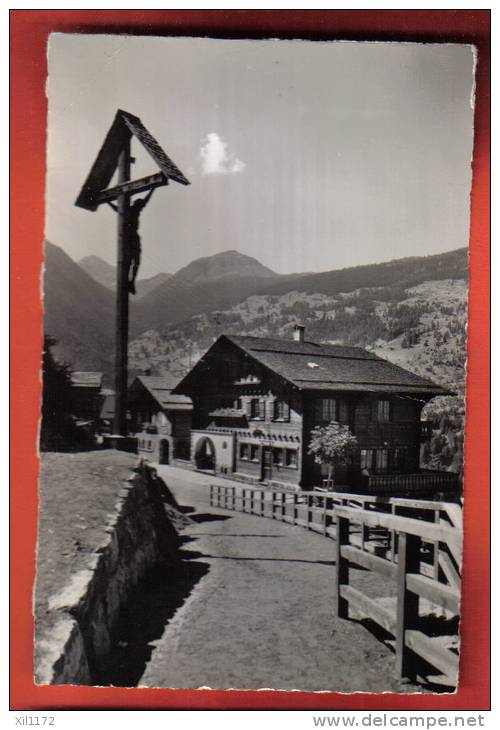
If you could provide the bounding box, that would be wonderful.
[96,557,209,687]
[190,513,232,523]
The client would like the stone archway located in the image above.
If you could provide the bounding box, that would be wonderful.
[194,436,216,472]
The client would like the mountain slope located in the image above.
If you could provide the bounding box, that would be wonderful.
[44,244,468,386]
[130,277,468,392]
[258,248,468,298]
[131,247,467,338]
[79,255,172,298]
[79,255,116,289]
[173,249,277,285]
[43,242,116,376]
[132,250,279,335]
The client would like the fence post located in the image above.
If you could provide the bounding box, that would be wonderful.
[293,493,298,525]
[361,500,370,550]
[250,489,254,514]
[261,490,265,517]
[323,496,329,536]
[433,509,440,581]
[395,531,421,681]
[271,491,276,519]
[210,484,213,507]
[390,503,397,562]
[307,496,312,530]
[282,492,286,521]
[335,515,350,619]
[232,486,236,510]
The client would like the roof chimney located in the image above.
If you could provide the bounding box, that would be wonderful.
[293,324,305,343]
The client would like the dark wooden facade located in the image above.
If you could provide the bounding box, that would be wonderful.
[174,332,457,493]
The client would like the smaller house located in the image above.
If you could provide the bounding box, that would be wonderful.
[129,375,192,464]
[70,371,104,422]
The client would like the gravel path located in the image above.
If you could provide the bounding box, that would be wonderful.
[138,466,414,693]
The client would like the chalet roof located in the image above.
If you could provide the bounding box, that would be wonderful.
[220,335,451,396]
[75,109,190,211]
[70,371,103,389]
[132,375,192,411]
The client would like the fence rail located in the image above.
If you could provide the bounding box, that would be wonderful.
[209,483,462,688]
[367,470,459,494]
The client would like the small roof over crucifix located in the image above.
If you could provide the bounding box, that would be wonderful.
[75,109,190,211]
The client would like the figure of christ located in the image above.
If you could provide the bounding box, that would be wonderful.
[108,187,155,294]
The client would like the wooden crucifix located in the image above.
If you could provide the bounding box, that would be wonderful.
[75,109,190,437]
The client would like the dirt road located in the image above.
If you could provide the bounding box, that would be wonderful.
[120,465,412,693]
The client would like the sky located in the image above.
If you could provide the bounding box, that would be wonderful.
[46,35,476,278]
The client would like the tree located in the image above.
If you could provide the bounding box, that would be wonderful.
[308,421,359,483]
[40,335,74,451]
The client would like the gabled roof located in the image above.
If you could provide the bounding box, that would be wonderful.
[131,375,192,411]
[70,371,103,389]
[174,334,452,397]
[75,109,190,211]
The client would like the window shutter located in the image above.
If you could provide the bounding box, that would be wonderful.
[282,401,290,421]
[259,399,266,419]
[245,399,253,418]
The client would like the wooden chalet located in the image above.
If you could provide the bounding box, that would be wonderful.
[70,371,104,422]
[129,375,192,464]
[173,326,458,494]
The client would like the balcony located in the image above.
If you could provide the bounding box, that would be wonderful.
[365,470,459,496]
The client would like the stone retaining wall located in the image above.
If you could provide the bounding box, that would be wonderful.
[36,464,179,685]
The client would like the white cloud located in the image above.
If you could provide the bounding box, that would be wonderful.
[200,132,246,175]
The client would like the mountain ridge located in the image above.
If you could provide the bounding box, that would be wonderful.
[44,242,468,383]
[79,254,172,298]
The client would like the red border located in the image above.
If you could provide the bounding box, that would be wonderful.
[10,10,490,711]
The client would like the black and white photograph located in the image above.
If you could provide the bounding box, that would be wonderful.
[36,34,475,693]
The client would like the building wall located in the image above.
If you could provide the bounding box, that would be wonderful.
[178,339,427,490]
[191,430,235,475]
[302,393,423,486]
[136,410,192,464]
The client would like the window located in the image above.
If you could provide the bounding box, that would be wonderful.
[250,444,259,462]
[375,449,388,473]
[285,449,298,468]
[273,448,284,466]
[360,449,374,471]
[316,398,337,422]
[375,399,391,422]
[249,398,265,419]
[274,400,290,421]
[240,443,250,460]
[250,399,260,418]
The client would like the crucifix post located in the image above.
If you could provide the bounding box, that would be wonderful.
[75,110,190,446]
[113,141,131,436]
